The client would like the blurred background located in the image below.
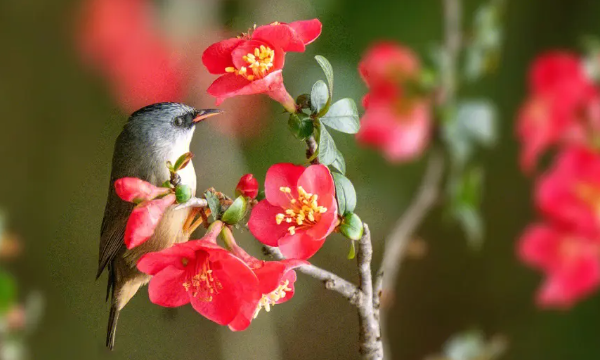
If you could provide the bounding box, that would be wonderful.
[1,0,600,359]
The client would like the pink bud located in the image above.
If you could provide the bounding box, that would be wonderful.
[236,174,259,199]
[115,177,170,203]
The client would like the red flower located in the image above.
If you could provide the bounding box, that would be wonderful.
[114,177,170,203]
[518,223,600,308]
[248,164,337,259]
[536,147,600,235]
[236,174,259,199]
[76,0,186,111]
[202,19,322,111]
[124,194,176,249]
[359,42,420,89]
[517,52,600,171]
[137,225,260,327]
[356,42,431,162]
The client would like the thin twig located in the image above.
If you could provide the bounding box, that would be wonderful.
[264,246,362,305]
[356,225,383,359]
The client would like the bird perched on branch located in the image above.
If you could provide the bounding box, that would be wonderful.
[97,102,221,350]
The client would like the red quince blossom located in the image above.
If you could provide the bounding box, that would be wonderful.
[202,19,322,111]
[114,177,176,249]
[518,223,600,308]
[356,42,432,162]
[248,163,337,260]
[236,174,259,199]
[536,146,600,235]
[517,52,600,171]
[114,177,170,203]
[137,225,261,327]
[77,0,186,111]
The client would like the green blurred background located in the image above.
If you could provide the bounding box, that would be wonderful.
[1,0,600,359]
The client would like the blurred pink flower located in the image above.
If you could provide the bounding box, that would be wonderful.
[517,52,600,171]
[518,223,600,308]
[356,42,431,162]
[76,0,186,111]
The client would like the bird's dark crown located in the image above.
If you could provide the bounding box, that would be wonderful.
[128,102,197,123]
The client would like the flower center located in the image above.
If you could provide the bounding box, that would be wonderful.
[253,280,291,318]
[275,186,328,235]
[182,259,222,302]
[225,45,275,81]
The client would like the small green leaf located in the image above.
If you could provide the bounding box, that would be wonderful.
[222,196,248,225]
[339,213,364,241]
[288,113,314,140]
[332,172,357,215]
[456,100,497,146]
[318,126,338,165]
[315,55,334,98]
[173,152,194,171]
[448,167,484,248]
[175,185,192,203]
[310,80,329,115]
[347,241,356,260]
[330,149,346,174]
[204,191,221,222]
[321,98,360,134]
[160,180,172,189]
[256,190,266,201]
[0,270,17,314]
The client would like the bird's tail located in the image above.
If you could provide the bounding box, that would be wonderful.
[106,305,120,350]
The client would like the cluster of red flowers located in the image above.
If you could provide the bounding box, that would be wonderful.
[356,42,432,162]
[517,52,600,308]
[116,162,338,329]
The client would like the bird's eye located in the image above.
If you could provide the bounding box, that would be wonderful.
[173,117,184,127]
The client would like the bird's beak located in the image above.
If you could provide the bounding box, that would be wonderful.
[193,109,223,123]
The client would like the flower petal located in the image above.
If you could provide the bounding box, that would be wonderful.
[114,177,169,203]
[248,200,290,247]
[124,194,176,249]
[137,242,196,275]
[252,23,305,52]
[147,265,189,307]
[306,207,338,240]
[287,19,322,45]
[264,163,306,208]
[202,38,244,74]
[278,232,326,260]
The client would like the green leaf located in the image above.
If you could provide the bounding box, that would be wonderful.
[288,113,314,140]
[0,270,17,314]
[318,125,338,165]
[456,101,497,146]
[173,152,194,172]
[448,167,484,248]
[175,185,192,203]
[455,206,484,249]
[204,191,221,222]
[315,55,334,98]
[160,180,172,189]
[296,93,311,109]
[332,172,357,215]
[347,241,356,260]
[339,212,364,241]
[310,80,329,115]
[222,196,248,225]
[321,98,360,134]
[330,149,346,174]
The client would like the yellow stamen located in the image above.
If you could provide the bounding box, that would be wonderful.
[254,280,291,318]
[182,259,222,302]
[224,45,275,81]
[273,186,329,235]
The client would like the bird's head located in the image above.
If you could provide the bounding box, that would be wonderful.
[124,102,222,150]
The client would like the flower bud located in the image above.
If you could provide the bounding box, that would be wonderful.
[175,184,192,203]
[235,174,259,199]
[222,196,248,225]
[338,213,364,241]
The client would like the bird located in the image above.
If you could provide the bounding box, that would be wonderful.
[97,102,221,350]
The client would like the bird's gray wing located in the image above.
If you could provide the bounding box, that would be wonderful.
[96,184,133,280]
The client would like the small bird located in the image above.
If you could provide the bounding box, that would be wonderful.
[97,102,221,350]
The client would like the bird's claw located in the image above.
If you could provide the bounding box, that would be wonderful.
[174,197,208,210]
